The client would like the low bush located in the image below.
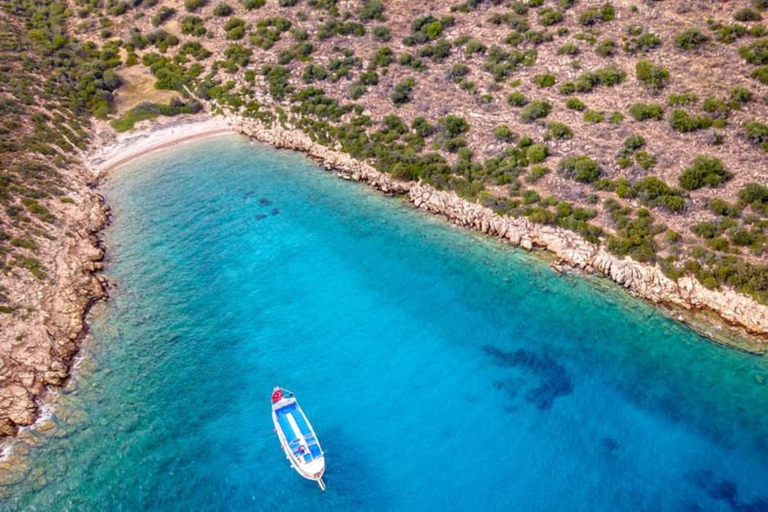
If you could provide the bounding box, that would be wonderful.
[493,124,517,142]
[596,38,616,57]
[679,156,731,190]
[213,2,233,16]
[667,93,698,106]
[669,109,712,133]
[548,122,573,139]
[675,28,709,50]
[560,155,601,183]
[584,110,604,123]
[739,38,768,65]
[566,98,586,111]
[636,60,670,93]
[534,74,556,87]
[392,78,416,105]
[629,102,663,121]
[745,120,768,149]
[578,3,615,26]
[520,100,552,122]
[507,92,527,106]
[734,8,762,22]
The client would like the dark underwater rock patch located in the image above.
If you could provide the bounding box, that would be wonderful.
[688,469,768,511]
[600,437,620,454]
[482,345,573,410]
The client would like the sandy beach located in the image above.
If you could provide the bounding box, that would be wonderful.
[88,116,236,173]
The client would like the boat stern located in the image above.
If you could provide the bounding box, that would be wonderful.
[301,456,325,480]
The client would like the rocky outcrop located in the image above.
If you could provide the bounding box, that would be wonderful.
[0,173,108,437]
[234,118,768,341]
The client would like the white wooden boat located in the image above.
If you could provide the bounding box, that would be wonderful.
[271,387,326,490]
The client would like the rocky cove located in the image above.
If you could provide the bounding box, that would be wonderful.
[2,113,767,443]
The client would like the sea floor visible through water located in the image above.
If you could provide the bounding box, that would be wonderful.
[2,134,768,511]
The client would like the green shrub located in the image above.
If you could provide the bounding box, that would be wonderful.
[629,102,663,121]
[584,110,604,123]
[739,38,768,65]
[679,156,731,190]
[752,66,768,84]
[557,42,580,55]
[185,0,206,11]
[636,60,670,93]
[631,176,685,212]
[595,65,626,85]
[349,83,367,99]
[548,122,573,139]
[729,86,752,107]
[392,78,416,105]
[739,183,768,213]
[493,124,517,142]
[527,164,550,183]
[735,8,762,22]
[373,25,391,41]
[358,0,386,21]
[539,8,564,26]
[242,0,265,9]
[465,38,487,54]
[669,109,712,133]
[152,6,176,26]
[566,98,586,111]
[507,92,527,106]
[708,198,740,217]
[534,74,556,87]
[624,134,646,151]
[560,155,601,183]
[520,100,552,122]
[181,16,206,36]
[623,30,662,54]
[667,93,698,106]
[578,3,615,26]
[675,28,709,50]
[527,143,549,163]
[730,228,757,246]
[606,207,662,263]
[370,46,394,68]
[213,2,233,15]
[596,38,616,57]
[745,120,768,148]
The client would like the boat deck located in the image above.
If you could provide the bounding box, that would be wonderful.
[275,403,322,463]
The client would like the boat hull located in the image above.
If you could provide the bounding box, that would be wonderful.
[271,392,325,484]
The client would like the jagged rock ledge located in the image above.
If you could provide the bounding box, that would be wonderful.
[233,118,768,349]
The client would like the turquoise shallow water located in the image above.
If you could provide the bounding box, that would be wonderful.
[4,134,768,510]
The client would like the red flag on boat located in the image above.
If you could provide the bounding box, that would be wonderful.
[271,388,283,403]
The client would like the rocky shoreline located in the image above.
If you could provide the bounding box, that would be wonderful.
[234,118,768,349]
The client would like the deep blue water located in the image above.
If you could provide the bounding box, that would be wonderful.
[3,134,768,510]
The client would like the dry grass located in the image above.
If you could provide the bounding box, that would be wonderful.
[114,60,178,115]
